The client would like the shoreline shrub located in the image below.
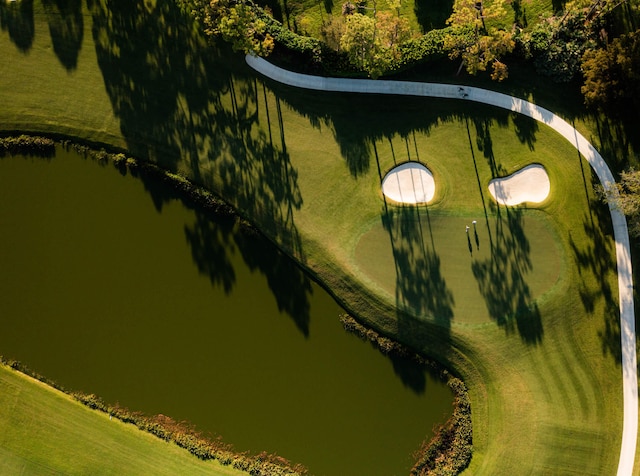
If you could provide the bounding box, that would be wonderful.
[0,135,55,157]
[339,314,472,475]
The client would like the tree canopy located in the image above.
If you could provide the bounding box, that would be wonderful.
[443,0,514,80]
[199,0,275,55]
[581,30,640,115]
[340,10,411,78]
[600,167,640,238]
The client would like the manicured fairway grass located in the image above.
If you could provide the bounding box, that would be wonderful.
[0,364,242,476]
[0,1,633,475]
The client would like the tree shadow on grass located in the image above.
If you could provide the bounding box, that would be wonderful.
[88,0,304,250]
[461,114,543,344]
[43,0,83,70]
[0,0,34,52]
[473,117,501,176]
[87,0,310,336]
[511,111,538,151]
[569,198,621,363]
[472,205,544,345]
[379,200,454,392]
[263,81,522,182]
[381,202,454,328]
[590,114,640,172]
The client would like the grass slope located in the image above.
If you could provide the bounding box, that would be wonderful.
[0,364,242,476]
[0,1,634,475]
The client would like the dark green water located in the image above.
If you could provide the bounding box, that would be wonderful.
[0,149,453,476]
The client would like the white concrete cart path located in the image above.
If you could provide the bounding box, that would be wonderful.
[246,53,638,476]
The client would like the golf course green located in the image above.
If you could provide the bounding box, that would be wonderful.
[0,0,630,474]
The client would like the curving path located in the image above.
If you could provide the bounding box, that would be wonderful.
[246,54,638,475]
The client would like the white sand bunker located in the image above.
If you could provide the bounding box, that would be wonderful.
[381,162,435,204]
[488,164,550,206]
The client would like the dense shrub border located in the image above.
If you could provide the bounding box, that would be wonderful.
[0,135,55,157]
[1,134,472,475]
[339,315,472,475]
[62,141,245,222]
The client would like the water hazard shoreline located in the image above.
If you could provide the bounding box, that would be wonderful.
[0,137,462,474]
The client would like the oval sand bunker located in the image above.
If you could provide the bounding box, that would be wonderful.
[382,162,435,204]
[488,164,550,206]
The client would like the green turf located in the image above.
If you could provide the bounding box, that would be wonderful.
[0,365,243,476]
[355,212,562,325]
[0,1,634,475]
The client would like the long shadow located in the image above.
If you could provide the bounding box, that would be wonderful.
[0,0,34,52]
[184,211,238,295]
[379,198,455,392]
[43,0,83,70]
[185,207,312,336]
[381,201,455,329]
[511,111,538,150]
[121,160,314,337]
[87,0,309,335]
[471,205,544,344]
[463,118,542,343]
[472,117,504,177]
[466,114,545,341]
[591,113,640,172]
[569,192,620,362]
[88,0,193,169]
[570,141,621,363]
[465,117,495,249]
[234,225,312,336]
[264,77,518,182]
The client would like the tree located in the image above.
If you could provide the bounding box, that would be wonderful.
[340,12,378,72]
[581,30,640,114]
[201,0,274,55]
[526,9,594,83]
[443,0,515,80]
[376,11,411,52]
[339,10,411,77]
[599,167,640,238]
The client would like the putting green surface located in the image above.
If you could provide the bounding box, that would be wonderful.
[355,212,562,325]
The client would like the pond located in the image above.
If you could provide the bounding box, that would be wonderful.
[0,148,453,476]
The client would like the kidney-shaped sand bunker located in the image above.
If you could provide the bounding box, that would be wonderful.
[488,164,550,206]
[381,162,435,204]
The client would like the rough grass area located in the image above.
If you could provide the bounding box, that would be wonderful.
[0,1,634,475]
[0,364,244,476]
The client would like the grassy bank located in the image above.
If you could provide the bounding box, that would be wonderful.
[0,1,633,475]
[0,363,245,475]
